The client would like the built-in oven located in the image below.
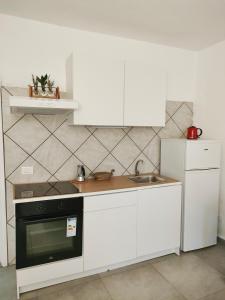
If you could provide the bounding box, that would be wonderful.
[16,197,83,269]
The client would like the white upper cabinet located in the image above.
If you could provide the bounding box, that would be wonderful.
[69,53,167,126]
[124,61,167,127]
[71,53,124,126]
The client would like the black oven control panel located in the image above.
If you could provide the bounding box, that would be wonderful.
[16,197,83,218]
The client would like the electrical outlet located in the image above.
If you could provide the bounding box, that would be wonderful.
[21,166,33,175]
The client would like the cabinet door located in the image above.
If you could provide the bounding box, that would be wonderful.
[137,186,181,257]
[73,53,124,126]
[84,205,137,271]
[183,169,219,251]
[124,61,166,126]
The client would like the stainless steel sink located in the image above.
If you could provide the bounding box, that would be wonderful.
[128,175,166,184]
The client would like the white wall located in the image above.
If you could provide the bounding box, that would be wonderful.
[0,13,197,102]
[195,40,225,238]
[0,86,7,267]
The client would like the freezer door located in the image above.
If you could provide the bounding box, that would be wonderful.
[182,169,220,251]
[185,141,221,170]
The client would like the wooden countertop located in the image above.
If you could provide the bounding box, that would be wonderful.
[13,174,180,203]
[72,174,178,194]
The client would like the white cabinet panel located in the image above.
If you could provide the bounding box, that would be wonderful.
[183,169,220,251]
[17,257,83,288]
[84,191,137,212]
[137,186,181,257]
[73,53,124,126]
[185,141,221,170]
[124,62,166,126]
[84,204,137,271]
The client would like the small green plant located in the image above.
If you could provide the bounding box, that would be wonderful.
[32,74,39,95]
[36,74,48,93]
[47,75,54,93]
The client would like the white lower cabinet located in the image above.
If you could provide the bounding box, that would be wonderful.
[137,185,181,257]
[83,192,137,271]
[83,185,181,272]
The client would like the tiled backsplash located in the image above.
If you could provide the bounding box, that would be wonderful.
[1,86,193,264]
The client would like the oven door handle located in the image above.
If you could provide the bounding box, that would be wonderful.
[20,214,78,224]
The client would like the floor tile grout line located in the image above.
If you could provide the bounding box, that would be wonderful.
[150,263,189,300]
[99,277,115,300]
[197,287,225,300]
[192,251,225,279]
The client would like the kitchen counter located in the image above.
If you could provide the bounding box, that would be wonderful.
[72,174,178,193]
[13,173,181,204]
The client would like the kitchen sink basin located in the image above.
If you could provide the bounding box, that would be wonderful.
[128,175,166,184]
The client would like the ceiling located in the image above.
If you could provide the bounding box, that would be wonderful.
[1,0,225,50]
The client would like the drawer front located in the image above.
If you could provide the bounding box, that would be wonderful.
[84,191,137,212]
[17,257,83,287]
[186,141,221,170]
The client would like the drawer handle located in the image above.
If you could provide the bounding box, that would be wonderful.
[204,148,209,151]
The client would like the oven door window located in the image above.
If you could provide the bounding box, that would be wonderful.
[17,214,82,269]
[26,217,75,258]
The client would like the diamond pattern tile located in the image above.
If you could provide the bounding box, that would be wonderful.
[172,103,193,134]
[158,119,183,139]
[128,127,156,150]
[32,135,71,174]
[1,87,193,264]
[94,154,126,176]
[185,102,193,112]
[93,128,126,151]
[8,156,51,184]
[112,136,140,168]
[4,135,28,177]
[166,101,183,117]
[143,135,161,167]
[127,153,155,175]
[34,114,68,133]
[1,88,24,133]
[7,114,51,154]
[8,216,15,228]
[6,180,14,220]
[54,155,91,181]
[75,135,109,170]
[54,121,91,152]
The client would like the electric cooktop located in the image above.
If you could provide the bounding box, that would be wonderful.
[14,181,79,199]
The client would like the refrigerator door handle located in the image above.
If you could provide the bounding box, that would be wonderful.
[185,168,219,171]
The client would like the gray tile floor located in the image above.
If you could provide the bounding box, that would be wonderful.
[2,241,225,300]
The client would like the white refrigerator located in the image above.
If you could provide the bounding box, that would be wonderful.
[160,139,221,252]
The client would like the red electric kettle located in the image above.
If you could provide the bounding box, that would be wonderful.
[187,126,202,139]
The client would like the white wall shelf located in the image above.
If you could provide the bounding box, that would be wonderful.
[9,96,78,115]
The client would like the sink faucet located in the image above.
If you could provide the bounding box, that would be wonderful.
[135,159,144,176]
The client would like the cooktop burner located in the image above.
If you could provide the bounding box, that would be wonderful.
[14,181,79,199]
